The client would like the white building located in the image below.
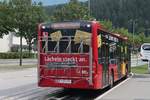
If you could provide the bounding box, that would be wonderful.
[0,32,27,52]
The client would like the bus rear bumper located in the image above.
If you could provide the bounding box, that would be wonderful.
[38,78,96,89]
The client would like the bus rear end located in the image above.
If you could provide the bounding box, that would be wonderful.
[38,21,94,89]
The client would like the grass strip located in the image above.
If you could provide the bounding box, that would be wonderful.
[131,64,149,74]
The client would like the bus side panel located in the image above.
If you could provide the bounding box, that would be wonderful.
[93,64,103,89]
[92,22,103,89]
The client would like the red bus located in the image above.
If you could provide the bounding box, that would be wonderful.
[38,21,130,89]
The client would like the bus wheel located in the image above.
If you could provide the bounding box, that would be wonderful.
[109,71,114,88]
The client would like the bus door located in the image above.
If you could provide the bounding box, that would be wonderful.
[98,31,109,87]
[109,42,118,81]
[116,41,122,78]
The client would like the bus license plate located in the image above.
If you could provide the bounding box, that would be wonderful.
[55,79,72,84]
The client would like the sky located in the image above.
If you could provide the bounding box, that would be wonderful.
[33,0,87,6]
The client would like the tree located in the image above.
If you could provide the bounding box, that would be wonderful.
[99,20,142,46]
[52,0,90,21]
[8,0,47,66]
[0,1,14,38]
[21,2,47,54]
[9,0,31,66]
[99,20,113,31]
[90,0,150,35]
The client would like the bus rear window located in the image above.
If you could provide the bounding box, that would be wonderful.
[142,45,150,50]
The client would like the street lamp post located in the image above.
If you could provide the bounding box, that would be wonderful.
[148,60,150,73]
[88,0,90,16]
[131,20,136,50]
[20,34,22,66]
[130,19,137,53]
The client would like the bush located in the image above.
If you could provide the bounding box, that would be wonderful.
[0,52,37,59]
[10,45,29,52]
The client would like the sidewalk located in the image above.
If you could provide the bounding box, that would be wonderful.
[98,74,150,100]
[0,59,37,65]
[0,68,37,90]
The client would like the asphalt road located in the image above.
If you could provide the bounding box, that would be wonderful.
[0,83,59,100]
[0,68,61,100]
[0,68,106,100]
[1,68,150,100]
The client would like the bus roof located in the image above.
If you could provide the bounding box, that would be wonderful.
[100,28,128,41]
[40,21,128,41]
[41,21,92,29]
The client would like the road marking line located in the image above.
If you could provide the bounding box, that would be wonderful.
[95,77,131,100]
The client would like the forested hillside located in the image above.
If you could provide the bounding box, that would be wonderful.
[43,0,150,44]
[45,0,150,36]
[44,1,88,19]
[44,4,64,17]
[90,0,150,35]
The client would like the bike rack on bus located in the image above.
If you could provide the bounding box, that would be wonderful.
[78,41,83,53]
[54,41,59,53]
[39,36,93,85]
[65,37,72,53]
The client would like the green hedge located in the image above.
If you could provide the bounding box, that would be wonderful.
[0,52,37,59]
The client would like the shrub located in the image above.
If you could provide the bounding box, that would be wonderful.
[0,52,37,59]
